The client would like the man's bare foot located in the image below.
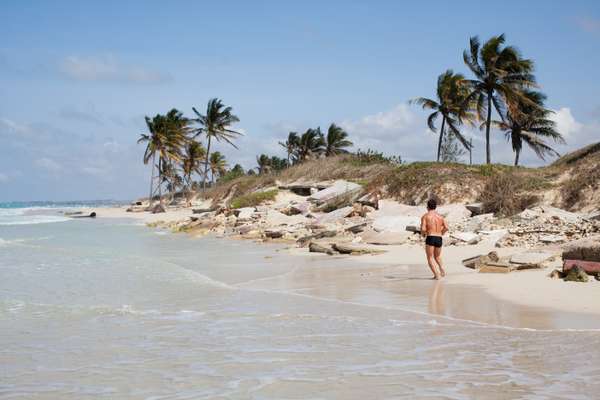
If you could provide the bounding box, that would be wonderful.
[431,275,440,280]
[440,269,446,277]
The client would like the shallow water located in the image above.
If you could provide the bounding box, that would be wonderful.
[1,210,599,399]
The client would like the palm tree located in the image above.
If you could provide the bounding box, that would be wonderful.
[181,140,206,203]
[295,128,325,162]
[192,98,242,190]
[463,34,537,164]
[494,90,564,166]
[256,154,272,175]
[279,132,299,166]
[324,123,353,156]
[138,109,190,205]
[411,70,473,162]
[208,151,227,184]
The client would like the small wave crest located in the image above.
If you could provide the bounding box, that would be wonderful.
[0,207,70,226]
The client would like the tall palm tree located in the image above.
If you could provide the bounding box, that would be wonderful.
[324,123,353,156]
[411,70,473,162]
[181,140,206,202]
[463,34,537,164]
[208,151,227,184]
[278,132,299,166]
[138,109,190,205]
[256,154,272,175]
[192,98,242,191]
[295,128,325,162]
[494,90,564,166]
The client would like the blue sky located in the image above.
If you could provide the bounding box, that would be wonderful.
[1,0,599,201]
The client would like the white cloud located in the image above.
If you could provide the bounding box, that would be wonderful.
[60,55,171,84]
[550,107,583,138]
[35,157,62,173]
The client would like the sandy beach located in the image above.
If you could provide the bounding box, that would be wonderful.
[91,205,600,329]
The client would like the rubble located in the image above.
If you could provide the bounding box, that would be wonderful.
[316,206,354,224]
[308,180,363,206]
[332,243,386,255]
[309,242,334,255]
[462,252,500,269]
[360,231,411,245]
[466,202,484,215]
[451,231,480,244]
[564,265,589,282]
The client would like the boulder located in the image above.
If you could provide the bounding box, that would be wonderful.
[346,223,368,234]
[360,231,411,245]
[290,202,311,215]
[563,265,589,282]
[332,243,386,255]
[264,229,284,239]
[357,192,380,209]
[562,238,600,262]
[297,230,338,247]
[308,180,362,205]
[316,206,354,224]
[466,202,484,216]
[451,231,480,244]
[309,242,334,255]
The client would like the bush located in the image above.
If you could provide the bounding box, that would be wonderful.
[561,168,600,209]
[230,190,278,209]
[479,172,540,216]
[346,149,402,166]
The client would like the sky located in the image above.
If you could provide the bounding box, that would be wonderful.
[1,0,599,201]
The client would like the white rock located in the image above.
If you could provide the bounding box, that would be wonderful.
[451,231,481,244]
[539,234,566,243]
[308,180,362,204]
[235,207,255,220]
[316,206,354,224]
[510,251,556,265]
[373,216,421,233]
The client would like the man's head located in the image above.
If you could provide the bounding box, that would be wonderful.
[427,198,437,210]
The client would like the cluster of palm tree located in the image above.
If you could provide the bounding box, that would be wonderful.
[413,34,564,165]
[278,123,353,166]
[138,98,242,206]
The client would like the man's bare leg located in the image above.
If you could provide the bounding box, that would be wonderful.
[425,245,440,279]
[434,246,445,277]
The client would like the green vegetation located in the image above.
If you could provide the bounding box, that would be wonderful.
[230,190,278,209]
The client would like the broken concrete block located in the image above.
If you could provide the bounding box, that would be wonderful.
[346,223,368,234]
[264,229,284,239]
[316,206,354,224]
[562,238,600,262]
[360,231,411,246]
[234,207,255,220]
[332,243,386,255]
[308,180,362,205]
[539,234,566,244]
[510,251,556,267]
[451,231,481,244]
[563,260,600,275]
[479,263,514,273]
[462,251,500,269]
[373,216,420,233]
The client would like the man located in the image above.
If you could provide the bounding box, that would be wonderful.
[420,198,448,280]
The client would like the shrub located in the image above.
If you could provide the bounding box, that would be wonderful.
[479,172,540,216]
[346,149,402,166]
[230,190,278,209]
[561,168,600,209]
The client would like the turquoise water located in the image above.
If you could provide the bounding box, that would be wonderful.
[1,207,599,399]
[0,201,126,226]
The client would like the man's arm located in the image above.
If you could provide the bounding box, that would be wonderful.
[441,217,449,235]
[420,215,427,237]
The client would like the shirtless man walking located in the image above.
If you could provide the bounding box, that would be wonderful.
[420,199,449,280]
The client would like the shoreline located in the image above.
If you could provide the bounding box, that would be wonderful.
[81,205,600,329]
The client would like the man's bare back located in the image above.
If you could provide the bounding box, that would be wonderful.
[420,199,448,280]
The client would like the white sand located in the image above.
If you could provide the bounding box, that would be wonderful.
[80,206,194,224]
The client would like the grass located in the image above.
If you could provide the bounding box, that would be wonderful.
[230,189,278,209]
[478,172,542,216]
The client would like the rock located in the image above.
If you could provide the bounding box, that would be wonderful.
[357,192,380,209]
[510,251,556,267]
[549,269,565,279]
[584,211,600,221]
[373,216,420,233]
[316,206,354,224]
[234,207,255,220]
[539,234,566,244]
[405,225,420,233]
[151,204,166,214]
[193,208,213,214]
[360,231,411,245]
[563,265,589,282]
[265,210,307,226]
[297,230,338,247]
[309,242,334,255]
[264,230,284,239]
[308,180,362,205]
[462,251,500,269]
[451,231,480,244]
[466,202,484,216]
[479,263,514,273]
[332,243,386,255]
[346,223,368,234]
[478,229,508,246]
[290,202,311,215]
[562,238,600,262]
[438,204,472,223]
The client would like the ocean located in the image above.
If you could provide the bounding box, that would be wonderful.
[1,204,599,399]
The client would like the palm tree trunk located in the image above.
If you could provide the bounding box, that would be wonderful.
[514,150,520,166]
[436,116,446,162]
[148,152,156,208]
[485,93,493,164]
[158,157,163,204]
[202,136,212,192]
